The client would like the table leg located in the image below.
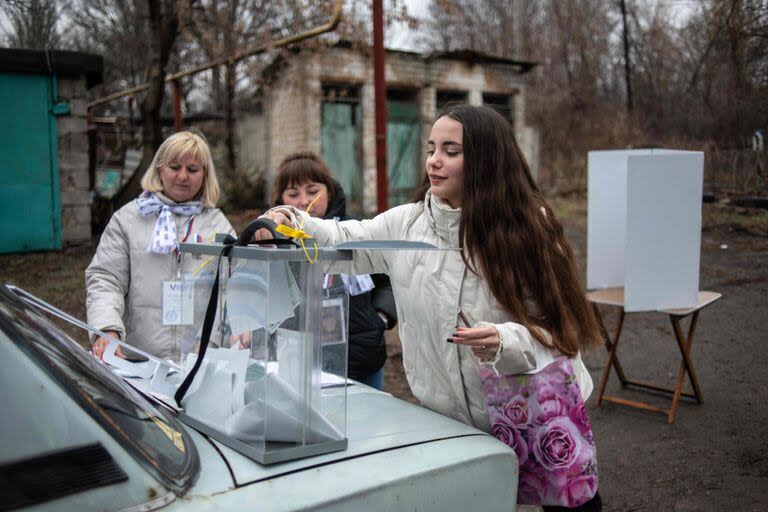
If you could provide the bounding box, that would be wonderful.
[593,304,628,383]
[668,312,703,423]
[595,305,627,406]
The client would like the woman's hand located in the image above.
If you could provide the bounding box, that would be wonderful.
[449,325,500,362]
[252,209,293,241]
[92,330,125,360]
[230,331,252,350]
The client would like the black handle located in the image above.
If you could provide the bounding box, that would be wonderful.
[237,218,282,244]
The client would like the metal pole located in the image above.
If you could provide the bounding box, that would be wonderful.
[373,0,388,213]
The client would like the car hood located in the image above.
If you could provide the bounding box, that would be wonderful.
[208,384,487,486]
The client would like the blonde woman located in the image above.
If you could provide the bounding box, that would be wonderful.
[86,131,234,361]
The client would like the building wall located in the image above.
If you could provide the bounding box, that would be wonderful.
[57,77,91,245]
[264,57,321,199]
[263,47,538,214]
[238,109,269,181]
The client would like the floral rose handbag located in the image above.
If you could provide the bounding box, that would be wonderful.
[479,357,599,507]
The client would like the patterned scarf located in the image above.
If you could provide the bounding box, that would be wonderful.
[137,191,203,254]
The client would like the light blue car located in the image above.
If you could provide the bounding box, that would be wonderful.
[0,285,519,511]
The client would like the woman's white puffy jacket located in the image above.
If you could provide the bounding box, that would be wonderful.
[274,192,593,432]
[86,194,234,361]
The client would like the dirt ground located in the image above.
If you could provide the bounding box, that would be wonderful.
[1,200,766,511]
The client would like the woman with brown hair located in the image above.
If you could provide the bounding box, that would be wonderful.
[259,105,602,510]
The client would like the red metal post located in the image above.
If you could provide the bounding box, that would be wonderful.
[172,79,183,131]
[373,0,388,213]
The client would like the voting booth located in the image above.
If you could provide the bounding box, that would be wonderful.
[175,239,352,464]
[587,149,704,311]
[586,149,721,423]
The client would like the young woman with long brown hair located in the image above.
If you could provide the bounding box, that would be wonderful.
[259,105,603,510]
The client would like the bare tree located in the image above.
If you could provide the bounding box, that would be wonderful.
[69,0,152,94]
[2,0,65,49]
[70,0,195,210]
[422,0,768,191]
[187,0,282,175]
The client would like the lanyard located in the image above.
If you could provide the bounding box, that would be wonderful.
[175,216,196,271]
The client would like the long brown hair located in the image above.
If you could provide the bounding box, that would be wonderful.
[414,105,601,355]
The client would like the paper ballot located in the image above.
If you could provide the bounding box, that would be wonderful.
[225,260,299,336]
[180,346,342,445]
[181,346,250,426]
[224,372,343,444]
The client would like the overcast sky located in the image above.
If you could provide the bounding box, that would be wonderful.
[387,0,430,52]
[386,0,696,54]
[2,0,694,54]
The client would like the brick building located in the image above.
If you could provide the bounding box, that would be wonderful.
[242,42,539,215]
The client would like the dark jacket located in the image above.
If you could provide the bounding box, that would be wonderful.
[278,182,398,380]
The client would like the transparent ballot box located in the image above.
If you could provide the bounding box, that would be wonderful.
[177,241,351,464]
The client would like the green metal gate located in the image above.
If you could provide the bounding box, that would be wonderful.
[322,101,363,212]
[387,100,421,207]
[0,73,60,253]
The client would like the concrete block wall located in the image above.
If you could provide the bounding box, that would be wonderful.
[266,58,315,191]
[237,111,268,181]
[57,77,91,245]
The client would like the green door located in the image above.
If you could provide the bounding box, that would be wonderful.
[0,72,60,253]
[322,102,363,212]
[387,100,421,207]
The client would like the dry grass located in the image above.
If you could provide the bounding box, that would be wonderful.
[0,243,94,343]
[703,203,768,236]
[547,196,589,231]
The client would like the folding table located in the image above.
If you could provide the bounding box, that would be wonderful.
[587,287,721,423]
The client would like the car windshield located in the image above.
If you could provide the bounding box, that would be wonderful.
[0,287,199,494]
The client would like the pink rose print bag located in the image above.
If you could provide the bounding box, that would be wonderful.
[480,357,598,507]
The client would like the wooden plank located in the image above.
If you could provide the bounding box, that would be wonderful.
[587,287,625,307]
[601,395,670,415]
[659,291,722,316]
[625,379,697,399]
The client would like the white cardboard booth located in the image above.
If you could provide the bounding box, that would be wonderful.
[587,149,704,312]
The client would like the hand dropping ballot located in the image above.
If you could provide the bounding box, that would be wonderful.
[224,260,300,336]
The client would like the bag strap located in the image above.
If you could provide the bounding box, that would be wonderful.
[173,218,289,407]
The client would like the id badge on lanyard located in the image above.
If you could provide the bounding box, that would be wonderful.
[162,217,196,326]
[163,281,194,325]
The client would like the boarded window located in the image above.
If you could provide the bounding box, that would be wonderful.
[483,93,515,125]
[435,90,468,113]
